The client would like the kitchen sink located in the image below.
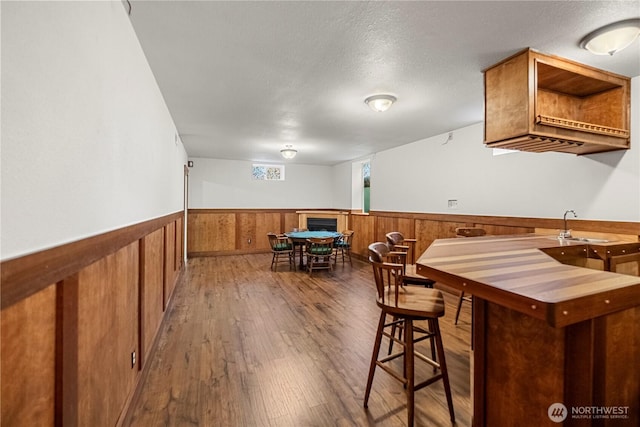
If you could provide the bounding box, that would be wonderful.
[559,237,609,243]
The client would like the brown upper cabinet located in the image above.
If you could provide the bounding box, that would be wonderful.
[484,48,631,155]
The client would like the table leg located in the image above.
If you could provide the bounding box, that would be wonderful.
[297,243,305,270]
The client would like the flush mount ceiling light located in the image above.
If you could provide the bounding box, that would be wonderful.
[579,18,640,56]
[364,94,397,112]
[280,144,297,159]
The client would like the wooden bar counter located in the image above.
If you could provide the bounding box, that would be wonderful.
[416,234,640,426]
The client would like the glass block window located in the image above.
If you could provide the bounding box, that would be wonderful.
[252,164,285,181]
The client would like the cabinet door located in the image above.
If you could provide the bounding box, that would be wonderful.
[610,253,640,276]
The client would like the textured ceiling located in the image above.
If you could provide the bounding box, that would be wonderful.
[129,1,640,166]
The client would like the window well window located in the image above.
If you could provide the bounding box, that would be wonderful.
[252,164,285,181]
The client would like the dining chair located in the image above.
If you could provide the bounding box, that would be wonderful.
[454,227,486,325]
[364,242,455,426]
[334,230,354,266]
[267,232,295,272]
[305,237,334,276]
[385,231,434,287]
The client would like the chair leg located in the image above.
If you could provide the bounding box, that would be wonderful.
[388,322,396,355]
[388,317,403,355]
[364,311,386,408]
[454,291,465,325]
[405,318,415,427]
[433,318,455,422]
[428,318,437,373]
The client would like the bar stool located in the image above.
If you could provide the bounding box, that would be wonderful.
[364,242,455,426]
[385,231,435,287]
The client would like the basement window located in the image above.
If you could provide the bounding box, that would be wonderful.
[252,164,285,181]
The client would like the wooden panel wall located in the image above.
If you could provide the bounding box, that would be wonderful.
[188,209,639,260]
[236,212,280,251]
[164,221,177,309]
[175,216,184,276]
[187,209,301,256]
[0,212,184,427]
[77,243,139,427]
[283,212,298,233]
[350,214,375,259]
[1,285,56,426]
[141,228,165,368]
[187,212,236,255]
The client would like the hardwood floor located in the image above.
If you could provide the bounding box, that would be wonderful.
[126,255,472,426]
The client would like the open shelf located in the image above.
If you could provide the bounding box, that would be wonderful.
[484,48,631,155]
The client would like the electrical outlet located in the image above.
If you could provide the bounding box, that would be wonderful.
[448,199,458,210]
[131,351,136,368]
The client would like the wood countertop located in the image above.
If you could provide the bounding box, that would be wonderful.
[416,234,640,327]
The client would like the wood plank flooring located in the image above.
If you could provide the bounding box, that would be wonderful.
[126,255,472,426]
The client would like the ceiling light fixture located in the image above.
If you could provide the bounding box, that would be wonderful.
[579,18,640,56]
[280,145,297,159]
[364,94,397,112]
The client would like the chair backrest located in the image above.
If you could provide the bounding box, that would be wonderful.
[267,232,291,251]
[267,232,278,249]
[385,232,404,247]
[368,242,403,304]
[339,230,354,245]
[368,241,391,263]
[385,231,416,264]
[455,227,486,238]
[306,237,334,255]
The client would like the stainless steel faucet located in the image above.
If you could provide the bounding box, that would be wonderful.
[559,210,577,238]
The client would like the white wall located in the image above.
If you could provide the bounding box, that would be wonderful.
[331,161,352,210]
[367,77,639,222]
[188,158,333,208]
[190,77,639,222]
[1,1,188,260]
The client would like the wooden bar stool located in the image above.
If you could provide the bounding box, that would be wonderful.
[364,243,455,426]
[385,231,435,287]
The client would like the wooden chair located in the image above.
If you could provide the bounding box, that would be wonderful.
[454,227,486,325]
[334,230,354,266]
[385,231,417,264]
[364,242,455,426]
[385,231,434,287]
[267,232,295,272]
[305,237,334,276]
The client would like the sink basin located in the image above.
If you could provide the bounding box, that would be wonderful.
[559,237,609,243]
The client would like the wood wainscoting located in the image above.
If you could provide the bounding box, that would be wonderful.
[1,212,184,427]
[188,208,639,261]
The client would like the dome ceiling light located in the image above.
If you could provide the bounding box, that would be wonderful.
[579,18,640,56]
[364,94,397,112]
[280,145,297,159]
